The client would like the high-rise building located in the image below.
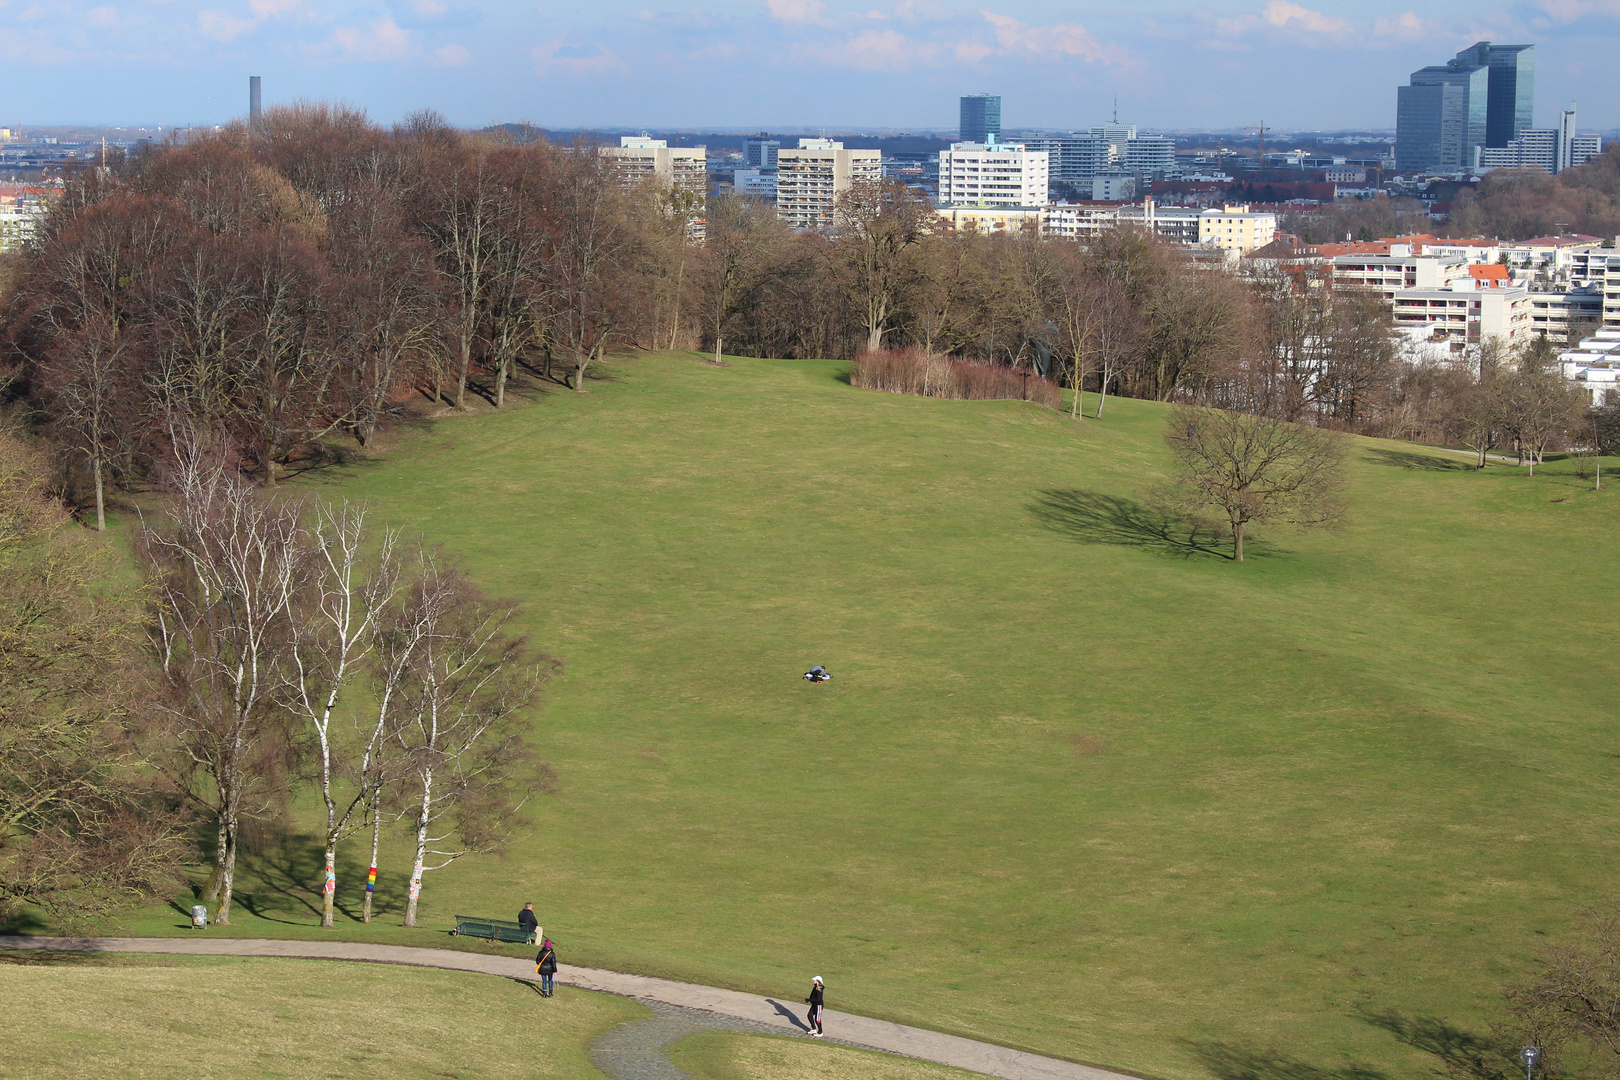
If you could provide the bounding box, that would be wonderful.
[937,140,1049,208]
[1476,103,1601,174]
[1454,41,1535,147]
[1397,41,1535,173]
[600,137,708,239]
[743,133,779,170]
[959,94,1001,144]
[249,76,261,126]
[775,138,881,231]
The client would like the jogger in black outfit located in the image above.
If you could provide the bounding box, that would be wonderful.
[805,975,824,1036]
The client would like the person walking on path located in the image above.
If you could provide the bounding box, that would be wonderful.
[805,975,824,1037]
[518,903,539,945]
[536,937,557,997]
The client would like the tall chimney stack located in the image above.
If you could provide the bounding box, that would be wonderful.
[249,76,262,126]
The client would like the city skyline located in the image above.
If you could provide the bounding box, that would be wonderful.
[1,1,1619,131]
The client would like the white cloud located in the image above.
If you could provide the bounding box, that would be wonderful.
[334,16,412,60]
[198,9,258,40]
[532,39,624,77]
[980,11,1128,65]
[1371,11,1426,39]
[433,42,470,64]
[806,28,937,69]
[1261,0,1349,33]
[766,0,828,24]
[88,5,119,28]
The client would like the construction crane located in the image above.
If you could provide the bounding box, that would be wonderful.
[1239,121,1269,166]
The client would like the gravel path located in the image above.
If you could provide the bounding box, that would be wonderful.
[0,935,1137,1080]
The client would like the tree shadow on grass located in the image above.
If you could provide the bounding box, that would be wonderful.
[1359,1008,1512,1080]
[1030,488,1233,560]
[1189,1041,1393,1080]
[232,831,403,925]
[1363,448,1473,472]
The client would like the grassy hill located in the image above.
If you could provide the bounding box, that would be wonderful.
[117,353,1619,1080]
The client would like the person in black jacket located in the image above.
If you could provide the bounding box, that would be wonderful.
[805,975,824,1036]
[535,938,557,997]
[517,903,539,944]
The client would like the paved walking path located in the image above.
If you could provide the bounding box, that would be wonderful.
[0,936,1135,1080]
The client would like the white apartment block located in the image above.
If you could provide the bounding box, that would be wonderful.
[1091,173,1136,200]
[732,168,777,200]
[1331,250,1471,296]
[937,141,1049,208]
[1529,287,1603,337]
[1118,200,1202,245]
[1559,329,1620,404]
[1391,278,1533,346]
[1043,202,1125,240]
[775,138,881,231]
[600,137,708,239]
[1198,204,1277,254]
[935,205,1044,235]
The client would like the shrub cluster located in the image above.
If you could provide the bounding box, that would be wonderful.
[851,347,1061,407]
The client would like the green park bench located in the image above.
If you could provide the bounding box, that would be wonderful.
[451,915,533,944]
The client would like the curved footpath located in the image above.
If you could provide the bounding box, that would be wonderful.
[0,935,1134,1080]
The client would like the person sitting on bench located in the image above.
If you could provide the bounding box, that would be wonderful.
[804,665,832,682]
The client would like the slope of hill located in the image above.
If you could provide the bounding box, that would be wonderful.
[123,353,1618,1080]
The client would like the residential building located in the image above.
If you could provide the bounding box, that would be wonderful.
[935,205,1042,235]
[743,134,779,170]
[937,140,1049,208]
[1091,172,1136,201]
[775,138,881,230]
[1528,285,1603,338]
[1476,103,1602,173]
[1515,235,1608,286]
[1021,136,1113,185]
[1397,41,1534,172]
[1198,204,1277,254]
[959,94,1001,144]
[1331,248,1471,296]
[1121,136,1175,173]
[1559,330,1620,403]
[600,137,709,239]
[1043,201,1126,240]
[1391,278,1533,345]
[732,168,777,200]
[0,183,52,253]
[1118,199,1202,245]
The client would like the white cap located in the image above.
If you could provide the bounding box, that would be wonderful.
[812,975,823,983]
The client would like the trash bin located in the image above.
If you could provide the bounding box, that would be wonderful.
[191,905,208,928]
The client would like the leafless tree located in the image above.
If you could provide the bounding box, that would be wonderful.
[392,560,552,927]
[836,178,932,354]
[138,442,304,924]
[286,501,401,928]
[1159,404,1347,562]
[698,195,786,365]
[0,425,187,922]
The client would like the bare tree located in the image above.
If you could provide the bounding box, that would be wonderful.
[836,178,932,354]
[139,445,303,924]
[698,195,785,365]
[286,501,401,928]
[0,426,186,922]
[1086,280,1143,419]
[1159,405,1347,562]
[393,561,552,927]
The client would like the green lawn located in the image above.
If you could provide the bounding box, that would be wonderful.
[101,353,1620,1080]
[0,953,643,1079]
[667,1031,979,1080]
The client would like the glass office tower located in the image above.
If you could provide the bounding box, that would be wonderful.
[1397,42,1535,171]
[959,95,1001,145]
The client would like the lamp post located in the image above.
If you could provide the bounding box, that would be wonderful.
[1020,369,1032,401]
[1521,1045,1539,1080]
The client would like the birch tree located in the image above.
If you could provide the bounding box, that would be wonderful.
[393,562,550,928]
[286,502,401,928]
[140,447,303,924]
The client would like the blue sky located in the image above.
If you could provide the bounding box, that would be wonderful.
[3,0,1619,133]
